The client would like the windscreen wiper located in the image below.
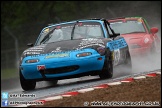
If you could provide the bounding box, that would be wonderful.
[40,28,56,44]
[71,21,79,40]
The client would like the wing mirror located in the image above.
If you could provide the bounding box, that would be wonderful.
[150,27,158,34]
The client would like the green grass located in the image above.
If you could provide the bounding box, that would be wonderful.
[1,68,19,80]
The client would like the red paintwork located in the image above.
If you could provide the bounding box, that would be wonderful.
[150,27,158,34]
[108,17,160,56]
[121,33,152,56]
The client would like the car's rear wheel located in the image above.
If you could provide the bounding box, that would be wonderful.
[20,71,36,91]
[99,50,113,79]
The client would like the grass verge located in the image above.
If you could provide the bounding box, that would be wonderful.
[1,68,19,80]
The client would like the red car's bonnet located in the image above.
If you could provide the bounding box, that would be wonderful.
[121,33,148,44]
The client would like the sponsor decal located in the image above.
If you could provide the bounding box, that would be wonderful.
[137,18,143,23]
[76,38,105,50]
[107,38,127,51]
[43,28,49,33]
[51,47,62,53]
[45,53,70,59]
[30,49,84,58]
[23,45,46,55]
[23,50,40,54]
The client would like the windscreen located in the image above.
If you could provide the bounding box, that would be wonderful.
[35,22,104,45]
[109,20,146,34]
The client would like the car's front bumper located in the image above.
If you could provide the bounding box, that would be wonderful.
[20,49,105,80]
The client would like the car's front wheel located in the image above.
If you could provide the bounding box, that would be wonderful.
[99,50,113,79]
[20,71,36,91]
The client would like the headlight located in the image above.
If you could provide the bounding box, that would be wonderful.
[97,47,105,55]
[76,52,92,57]
[25,59,39,63]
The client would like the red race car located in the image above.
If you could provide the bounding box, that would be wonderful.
[108,17,161,56]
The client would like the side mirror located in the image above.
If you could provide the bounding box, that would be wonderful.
[27,43,33,47]
[150,27,158,34]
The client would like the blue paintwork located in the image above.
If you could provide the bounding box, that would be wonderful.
[21,48,105,79]
[107,38,128,51]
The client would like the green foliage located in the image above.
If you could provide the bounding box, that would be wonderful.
[1,1,108,28]
[1,68,18,80]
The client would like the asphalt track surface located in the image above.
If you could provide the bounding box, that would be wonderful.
[1,53,161,106]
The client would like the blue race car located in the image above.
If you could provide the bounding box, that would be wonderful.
[19,18,132,91]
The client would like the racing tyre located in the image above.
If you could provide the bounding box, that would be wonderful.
[20,71,36,91]
[99,50,113,79]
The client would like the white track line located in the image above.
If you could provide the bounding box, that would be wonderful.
[43,96,63,101]
[107,81,121,85]
[78,88,94,93]
[133,76,146,79]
